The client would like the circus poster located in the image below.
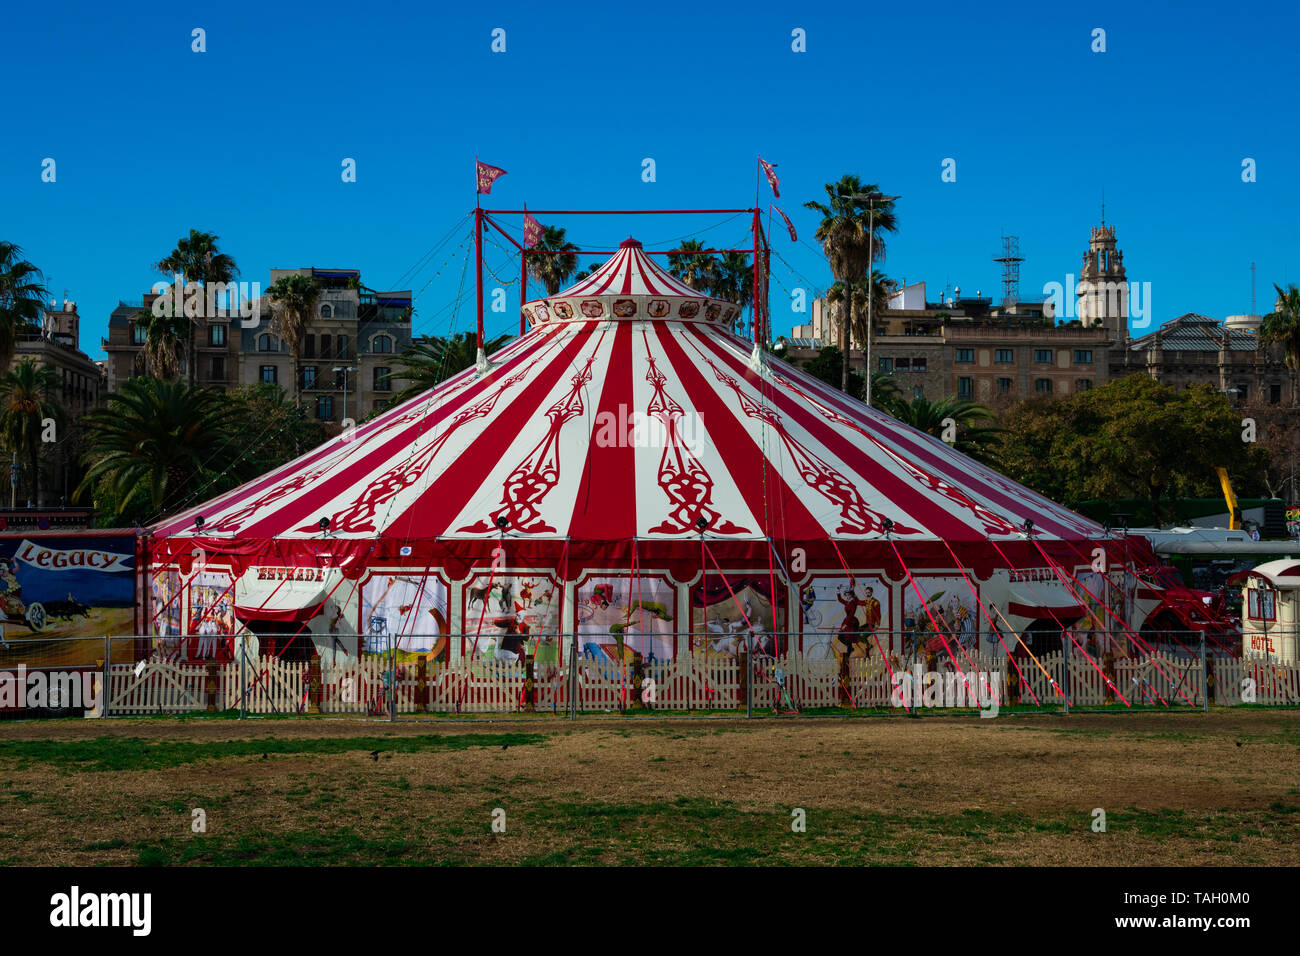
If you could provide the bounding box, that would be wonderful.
[462,572,562,665]
[901,576,982,660]
[689,575,785,658]
[361,573,449,663]
[1072,569,1128,657]
[576,574,675,663]
[183,570,238,661]
[797,574,889,660]
[153,568,182,639]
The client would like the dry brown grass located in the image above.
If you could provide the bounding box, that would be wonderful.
[0,709,1297,866]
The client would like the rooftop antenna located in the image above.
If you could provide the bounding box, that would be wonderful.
[993,235,1024,309]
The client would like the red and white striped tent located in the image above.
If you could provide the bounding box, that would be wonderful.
[148,238,1147,659]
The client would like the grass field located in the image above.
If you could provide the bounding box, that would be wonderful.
[0,709,1297,866]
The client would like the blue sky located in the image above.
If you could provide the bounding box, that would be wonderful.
[3,0,1297,358]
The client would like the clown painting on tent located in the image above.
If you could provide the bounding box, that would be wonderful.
[463,571,562,669]
[901,577,980,664]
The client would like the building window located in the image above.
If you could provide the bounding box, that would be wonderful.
[374,366,391,391]
[211,357,224,380]
[997,377,1012,394]
[878,357,893,372]
[372,335,393,354]
[260,365,277,384]
[995,348,1013,364]
[958,376,973,398]
[321,334,332,359]
[1034,349,1053,364]
[304,335,315,358]
[912,385,924,400]
[317,395,334,420]
[1077,378,1093,391]
[955,348,974,364]
[302,366,317,389]
[132,324,147,345]
[320,304,332,318]
[1073,349,1093,364]
[895,358,910,371]
[913,357,927,372]
[209,324,226,347]
[338,335,349,359]
[258,333,275,352]
[1034,378,1052,394]
[1271,383,1282,405]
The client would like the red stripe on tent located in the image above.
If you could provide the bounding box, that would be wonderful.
[390,323,604,538]
[154,331,551,537]
[652,323,825,539]
[684,327,984,543]
[768,355,1091,541]
[235,328,573,539]
[1007,601,1087,620]
[568,321,637,540]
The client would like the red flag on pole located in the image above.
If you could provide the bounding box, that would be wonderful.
[476,161,507,194]
[758,157,780,198]
[523,210,544,248]
[772,205,797,242]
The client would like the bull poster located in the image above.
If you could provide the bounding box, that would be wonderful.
[0,534,136,668]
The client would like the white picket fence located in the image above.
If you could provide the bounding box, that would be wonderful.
[1213,658,1300,705]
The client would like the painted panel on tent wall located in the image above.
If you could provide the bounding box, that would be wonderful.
[901,576,982,660]
[0,534,138,669]
[183,570,240,662]
[689,574,784,658]
[153,568,182,639]
[462,572,562,663]
[361,573,449,662]
[576,574,676,663]
[798,574,890,660]
[1074,570,1128,657]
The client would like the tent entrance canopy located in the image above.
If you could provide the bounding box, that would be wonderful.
[233,566,345,624]
[1006,584,1087,624]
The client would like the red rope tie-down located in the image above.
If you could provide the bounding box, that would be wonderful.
[1025,537,1192,707]
[940,540,1041,707]
[987,537,1137,707]
[458,538,504,714]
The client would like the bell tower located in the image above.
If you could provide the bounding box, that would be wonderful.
[1076,212,1128,335]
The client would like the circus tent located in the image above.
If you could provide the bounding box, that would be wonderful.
[146,238,1152,663]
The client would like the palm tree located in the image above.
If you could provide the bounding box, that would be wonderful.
[265,273,321,402]
[154,230,240,385]
[0,242,49,369]
[76,379,236,523]
[1260,283,1300,407]
[710,251,754,333]
[666,239,720,294]
[0,359,65,507]
[133,306,189,379]
[571,262,603,283]
[391,331,512,403]
[804,176,897,391]
[527,226,580,296]
[889,395,1002,461]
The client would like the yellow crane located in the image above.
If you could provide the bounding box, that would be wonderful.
[1216,467,1240,530]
